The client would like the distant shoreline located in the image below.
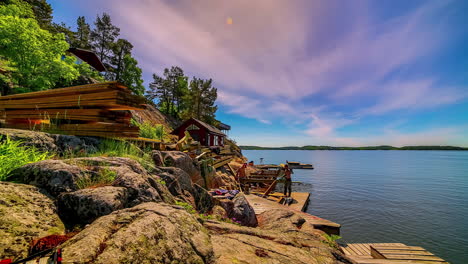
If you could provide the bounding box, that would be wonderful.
[240,145,468,151]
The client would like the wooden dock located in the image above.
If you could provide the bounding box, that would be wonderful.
[340,243,448,264]
[245,193,341,235]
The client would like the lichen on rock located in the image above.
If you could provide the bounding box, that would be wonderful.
[61,202,214,264]
[0,182,65,261]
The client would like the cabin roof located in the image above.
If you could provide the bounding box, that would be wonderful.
[67,48,106,72]
[217,122,231,130]
[172,118,226,136]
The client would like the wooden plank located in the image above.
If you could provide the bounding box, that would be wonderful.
[349,244,367,256]
[372,246,425,251]
[0,82,126,100]
[384,255,444,261]
[339,245,353,256]
[356,243,371,255]
[377,250,435,255]
[0,90,119,105]
[349,257,446,264]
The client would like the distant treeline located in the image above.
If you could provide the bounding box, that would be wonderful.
[240,145,468,151]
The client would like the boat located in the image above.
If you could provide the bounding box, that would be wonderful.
[286,161,314,169]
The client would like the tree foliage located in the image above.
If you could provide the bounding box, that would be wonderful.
[90,13,120,66]
[111,38,133,81]
[182,77,218,125]
[0,0,78,92]
[147,66,218,124]
[119,54,144,96]
[73,16,91,49]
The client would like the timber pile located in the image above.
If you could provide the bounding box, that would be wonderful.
[0,82,145,138]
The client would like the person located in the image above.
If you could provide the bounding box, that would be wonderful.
[236,163,247,180]
[283,164,293,197]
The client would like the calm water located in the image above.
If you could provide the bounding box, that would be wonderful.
[243,150,468,264]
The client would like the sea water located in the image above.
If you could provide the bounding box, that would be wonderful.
[243,150,468,263]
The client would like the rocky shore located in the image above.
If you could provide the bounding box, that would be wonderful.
[0,129,353,263]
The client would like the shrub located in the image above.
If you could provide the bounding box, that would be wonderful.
[131,119,167,141]
[0,136,51,180]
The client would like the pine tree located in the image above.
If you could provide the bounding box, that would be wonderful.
[119,54,144,96]
[148,72,172,115]
[90,13,120,67]
[111,38,133,80]
[181,77,218,125]
[74,16,91,49]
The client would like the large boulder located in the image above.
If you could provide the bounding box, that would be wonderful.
[61,202,214,264]
[8,159,88,197]
[192,184,214,214]
[0,128,99,154]
[10,157,175,205]
[57,186,128,225]
[219,193,257,227]
[204,220,352,264]
[158,151,204,186]
[257,209,308,232]
[0,182,65,261]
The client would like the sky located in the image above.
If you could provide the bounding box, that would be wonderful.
[49,0,468,147]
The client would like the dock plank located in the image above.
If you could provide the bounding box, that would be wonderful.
[341,243,448,264]
[245,194,340,235]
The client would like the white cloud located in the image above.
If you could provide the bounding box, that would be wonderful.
[73,0,466,145]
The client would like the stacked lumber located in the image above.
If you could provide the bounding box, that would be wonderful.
[0,82,145,138]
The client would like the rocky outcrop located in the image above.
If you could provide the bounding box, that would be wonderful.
[257,209,307,232]
[204,219,351,264]
[57,186,128,225]
[9,159,89,196]
[156,151,204,186]
[218,193,257,227]
[11,157,176,225]
[0,182,65,261]
[153,163,214,214]
[61,202,214,264]
[0,128,100,154]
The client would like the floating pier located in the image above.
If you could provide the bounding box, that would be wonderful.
[340,243,448,264]
[245,193,341,235]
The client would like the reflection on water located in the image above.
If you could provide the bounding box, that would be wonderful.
[244,150,468,264]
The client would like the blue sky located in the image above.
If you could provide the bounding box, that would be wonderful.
[49,0,468,147]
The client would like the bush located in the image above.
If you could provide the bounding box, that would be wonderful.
[0,136,51,180]
[131,119,167,141]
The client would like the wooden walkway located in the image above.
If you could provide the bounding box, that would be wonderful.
[340,243,448,264]
[245,193,341,235]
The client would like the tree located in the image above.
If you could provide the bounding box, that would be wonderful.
[148,72,171,114]
[74,16,91,49]
[111,38,133,80]
[0,1,79,92]
[181,78,218,124]
[51,22,76,45]
[147,66,188,117]
[23,0,53,30]
[90,13,120,67]
[119,54,144,96]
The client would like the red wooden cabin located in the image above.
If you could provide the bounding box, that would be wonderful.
[171,118,226,147]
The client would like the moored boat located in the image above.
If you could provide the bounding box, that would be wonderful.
[286,161,314,169]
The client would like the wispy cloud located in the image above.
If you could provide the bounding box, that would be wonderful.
[73,0,466,145]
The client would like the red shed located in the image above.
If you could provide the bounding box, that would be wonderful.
[171,118,226,147]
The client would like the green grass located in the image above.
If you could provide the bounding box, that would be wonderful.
[75,167,117,189]
[0,136,51,180]
[91,139,155,171]
[131,119,167,141]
